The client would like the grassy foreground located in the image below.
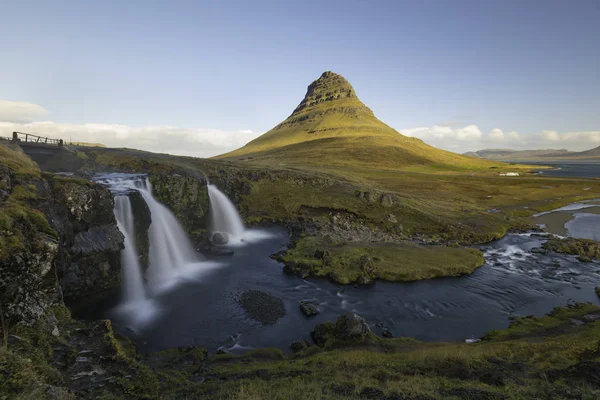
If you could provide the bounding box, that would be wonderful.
[3,302,600,399]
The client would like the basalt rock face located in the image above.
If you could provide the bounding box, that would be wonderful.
[127,190,151,269]
[42,176,124,304]
[0,147,61,324]
[289,71,374,121]
[149,173,210,237]
[0,230,60,325]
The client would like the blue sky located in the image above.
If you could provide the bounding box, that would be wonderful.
[0,0,599,156]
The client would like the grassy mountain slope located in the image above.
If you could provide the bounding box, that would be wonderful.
[217,72,504,171]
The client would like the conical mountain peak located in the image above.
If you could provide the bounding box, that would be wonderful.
[289,71,374,118]
[217,72,495,172]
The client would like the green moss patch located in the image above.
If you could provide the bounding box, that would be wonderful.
[543,237,600,260]
[279,237,485,284]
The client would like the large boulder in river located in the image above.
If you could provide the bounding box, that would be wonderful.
[299,300,320,317]
[211,231,230,245]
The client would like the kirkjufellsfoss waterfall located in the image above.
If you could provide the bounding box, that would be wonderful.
[95,173,222,327]
[207,184,245,238]
[113,195,146,304]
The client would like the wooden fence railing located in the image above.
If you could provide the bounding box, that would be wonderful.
[11,131,63,146]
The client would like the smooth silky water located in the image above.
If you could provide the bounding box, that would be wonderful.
[94,172,600,354]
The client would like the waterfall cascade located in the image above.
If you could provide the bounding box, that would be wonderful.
[95,173,212,303]
[136,182,203,287]
[207,184,245,238]
[113,195,146,304]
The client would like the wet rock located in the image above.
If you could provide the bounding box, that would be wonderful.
[530,247,547,255]
[127,190,151,269]
[290,339,311,353]
[149,173,209,236]
[52,179,115,229]
[578,255,593,263]
[216,347,229,355]
[239,290,285,325]
[41,176,125,304]
[70,225,124,255]
[282,262,311,279]
[381,328,393,338]
[334,313,371,341]
[299,300,319,317]
[211,231,230,245]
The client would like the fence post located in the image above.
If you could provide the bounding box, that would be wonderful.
[12,132,17,141]
[59,139,63,147]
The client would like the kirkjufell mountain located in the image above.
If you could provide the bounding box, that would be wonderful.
[217,71,496,170]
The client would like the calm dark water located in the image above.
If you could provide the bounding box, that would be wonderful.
[108,230,600,354]
[530,162,600,178]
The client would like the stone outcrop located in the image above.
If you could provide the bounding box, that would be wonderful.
[43,176,124,303]
[149,173,209,237]
[1,146,124,323]
[289,71,375,122]
[311,313,372,347]
[127,190,151,269]
[0,231,59,325]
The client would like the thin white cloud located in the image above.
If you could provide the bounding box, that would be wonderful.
[402,124,482,142]
[0,121,262,158]
[400,124,600,152]
[0,100,49,123]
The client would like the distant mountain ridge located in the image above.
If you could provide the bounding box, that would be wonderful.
[217,71,500,171]
[465,147,600,162]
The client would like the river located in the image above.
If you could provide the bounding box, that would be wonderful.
[98,166,600,354]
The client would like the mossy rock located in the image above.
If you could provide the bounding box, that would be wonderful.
[544,237,600,260]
